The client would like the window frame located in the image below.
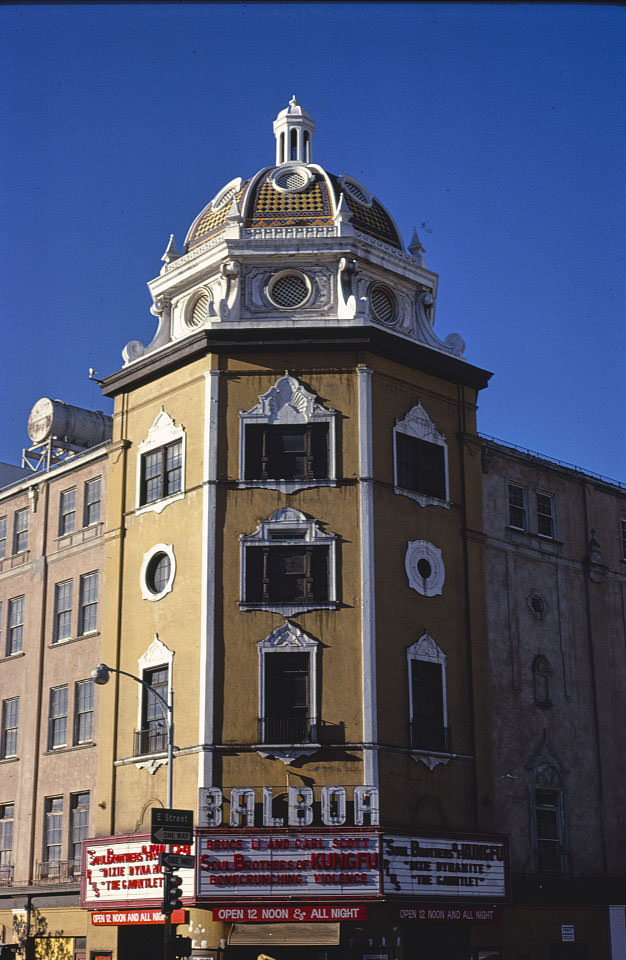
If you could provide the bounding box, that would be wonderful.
[257,622,319,748]
[83,477,102,527]
[78,571,99,635]
[393,402,449,508]
[13,508,29,554]
[69,791,90,871]
[53,580,74,643]
[239,374,336,494]
[58,487,77,536]
[48,685,69,750]
[622,519,626,563]
[0,803,14,867]
[7,596,24,656]
[140,544,176,601]
[0,516,6,559]
[406,632,449,755]
[136,409,185,513]
[74,680,94,744]
[1,698,19,759]
[135,636,173,758]
[240,508,338,616]
[531,764,567,876]
[507,482,527,531]
[43,796,63,866]
[536,491,556,539]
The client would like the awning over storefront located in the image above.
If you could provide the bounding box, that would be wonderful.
[229,922,341,946]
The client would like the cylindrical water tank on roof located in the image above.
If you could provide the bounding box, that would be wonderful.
[27,398,112,448]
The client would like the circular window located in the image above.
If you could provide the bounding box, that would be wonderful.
[140,544,176,601]
[268,164,313,194]
[187,290,212,328]
[267,271,311,310]
[405,540,445,597]
[275,169,308,191]
[371,284,396,325]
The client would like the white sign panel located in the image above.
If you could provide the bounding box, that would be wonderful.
[382,835,507,900]
[81,836,194,909]
[197,831,380,899]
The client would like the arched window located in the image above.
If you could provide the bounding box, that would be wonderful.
[279,131,285,164]
[290,128,298,161]
[304,130,310,162]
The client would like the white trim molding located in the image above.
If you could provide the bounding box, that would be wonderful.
[136,408,185,515]
[405,540,445,597]
[407,632,450,770]
[393,401,449,507]
[139,543,176,601]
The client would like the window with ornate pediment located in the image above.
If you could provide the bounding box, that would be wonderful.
[407,633,449,754]
[394,402,449,507]
[257,622,319,756]
[137,409,185,512]
[239,374,336,494]
[240,508,338,616]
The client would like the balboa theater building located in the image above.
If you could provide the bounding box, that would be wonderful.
[84,98,506,960]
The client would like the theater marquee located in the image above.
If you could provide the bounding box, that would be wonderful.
[197,830,381,899]
[382,835,507,900]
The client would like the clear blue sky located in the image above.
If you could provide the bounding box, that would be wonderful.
[1,3,624,480]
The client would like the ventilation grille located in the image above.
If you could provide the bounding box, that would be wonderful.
[275,170,308,191]
[270,273,309,308]
[189,293,210,327]
[371,285,395,324]
[213,186,237,210]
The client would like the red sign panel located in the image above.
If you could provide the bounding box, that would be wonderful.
[91,908,186,926]
[394,905,498,922]
[212,904,368,923]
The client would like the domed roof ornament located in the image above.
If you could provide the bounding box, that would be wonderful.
[273,95,315,165]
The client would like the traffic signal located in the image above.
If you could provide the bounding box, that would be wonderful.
[162,871,183,913]
[171,936,192,958]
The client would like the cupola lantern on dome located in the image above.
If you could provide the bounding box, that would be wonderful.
[273,95,315,164]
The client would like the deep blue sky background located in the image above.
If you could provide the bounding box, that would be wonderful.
[1,4,624,479]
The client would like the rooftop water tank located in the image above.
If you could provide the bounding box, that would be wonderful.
[27,398,112,449]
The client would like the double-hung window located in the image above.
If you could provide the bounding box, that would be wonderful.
[74,680,94,744]
[507,483,527,530]
[78,572,98,634]
[59,488,76,536]
[536,493,555,538]
[0,804,14,870]
[7,597,24,656]
[43,797,63,870]
[140,441,182,505]
[70,792,89,872]
[393,402,449,506]
[136,666,168,755]
[53,581,73,643]
[49,686,68,749]
[83,477,101,526]
[13,508,28,554]
[1,699,19,758]
[0,517,6,559]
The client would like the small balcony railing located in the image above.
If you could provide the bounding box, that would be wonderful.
[0,863,14,886]
[134,727,167,756]
[258,716,317,745]
[409,720,451,753]
[36,860,80,883]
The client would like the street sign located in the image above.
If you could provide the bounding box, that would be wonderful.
[151,808,194,845]
[159,852,195,870]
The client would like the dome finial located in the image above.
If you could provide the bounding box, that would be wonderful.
[273,98,315,164]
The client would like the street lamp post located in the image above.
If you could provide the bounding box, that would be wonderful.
[91,662,175,960]
[91,662,174,809]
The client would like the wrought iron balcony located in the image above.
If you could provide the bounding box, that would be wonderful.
[409,719,451,753]
[258,716,317,745]
[36,860,79,883]
[134,726,167,756]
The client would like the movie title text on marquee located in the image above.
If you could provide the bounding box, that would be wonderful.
[382,836,507,900]
[81,837,194,910]
[197,832,380,899]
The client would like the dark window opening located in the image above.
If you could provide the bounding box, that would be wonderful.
[245,545,329,604]
[140,441,182,505]
[536,788,563,874]
[537,493,555,538]
[136,667,168,755]
[396,433,446,500]
[290,128,298,161]
[304,131,310,162]
[244,424,328,481]
[508,483,526,530]
[261,652,312,743]
[410,659,448,752]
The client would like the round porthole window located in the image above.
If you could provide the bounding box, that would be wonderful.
[140,544,176,601]
[268,164,313,194]
[370,284,396,325]
[267,270,311,310]
[187,290,212,328]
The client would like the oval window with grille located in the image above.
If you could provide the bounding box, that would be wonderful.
[267,271,311,310]
[339,175,373,206]
[269,164,312,194]
[187,291,211,328]
[371,284,396,325]
[275,169,308,191]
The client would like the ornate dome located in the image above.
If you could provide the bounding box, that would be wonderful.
[184,98,403,253]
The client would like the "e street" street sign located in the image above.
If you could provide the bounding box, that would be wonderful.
[151,808,194,845]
